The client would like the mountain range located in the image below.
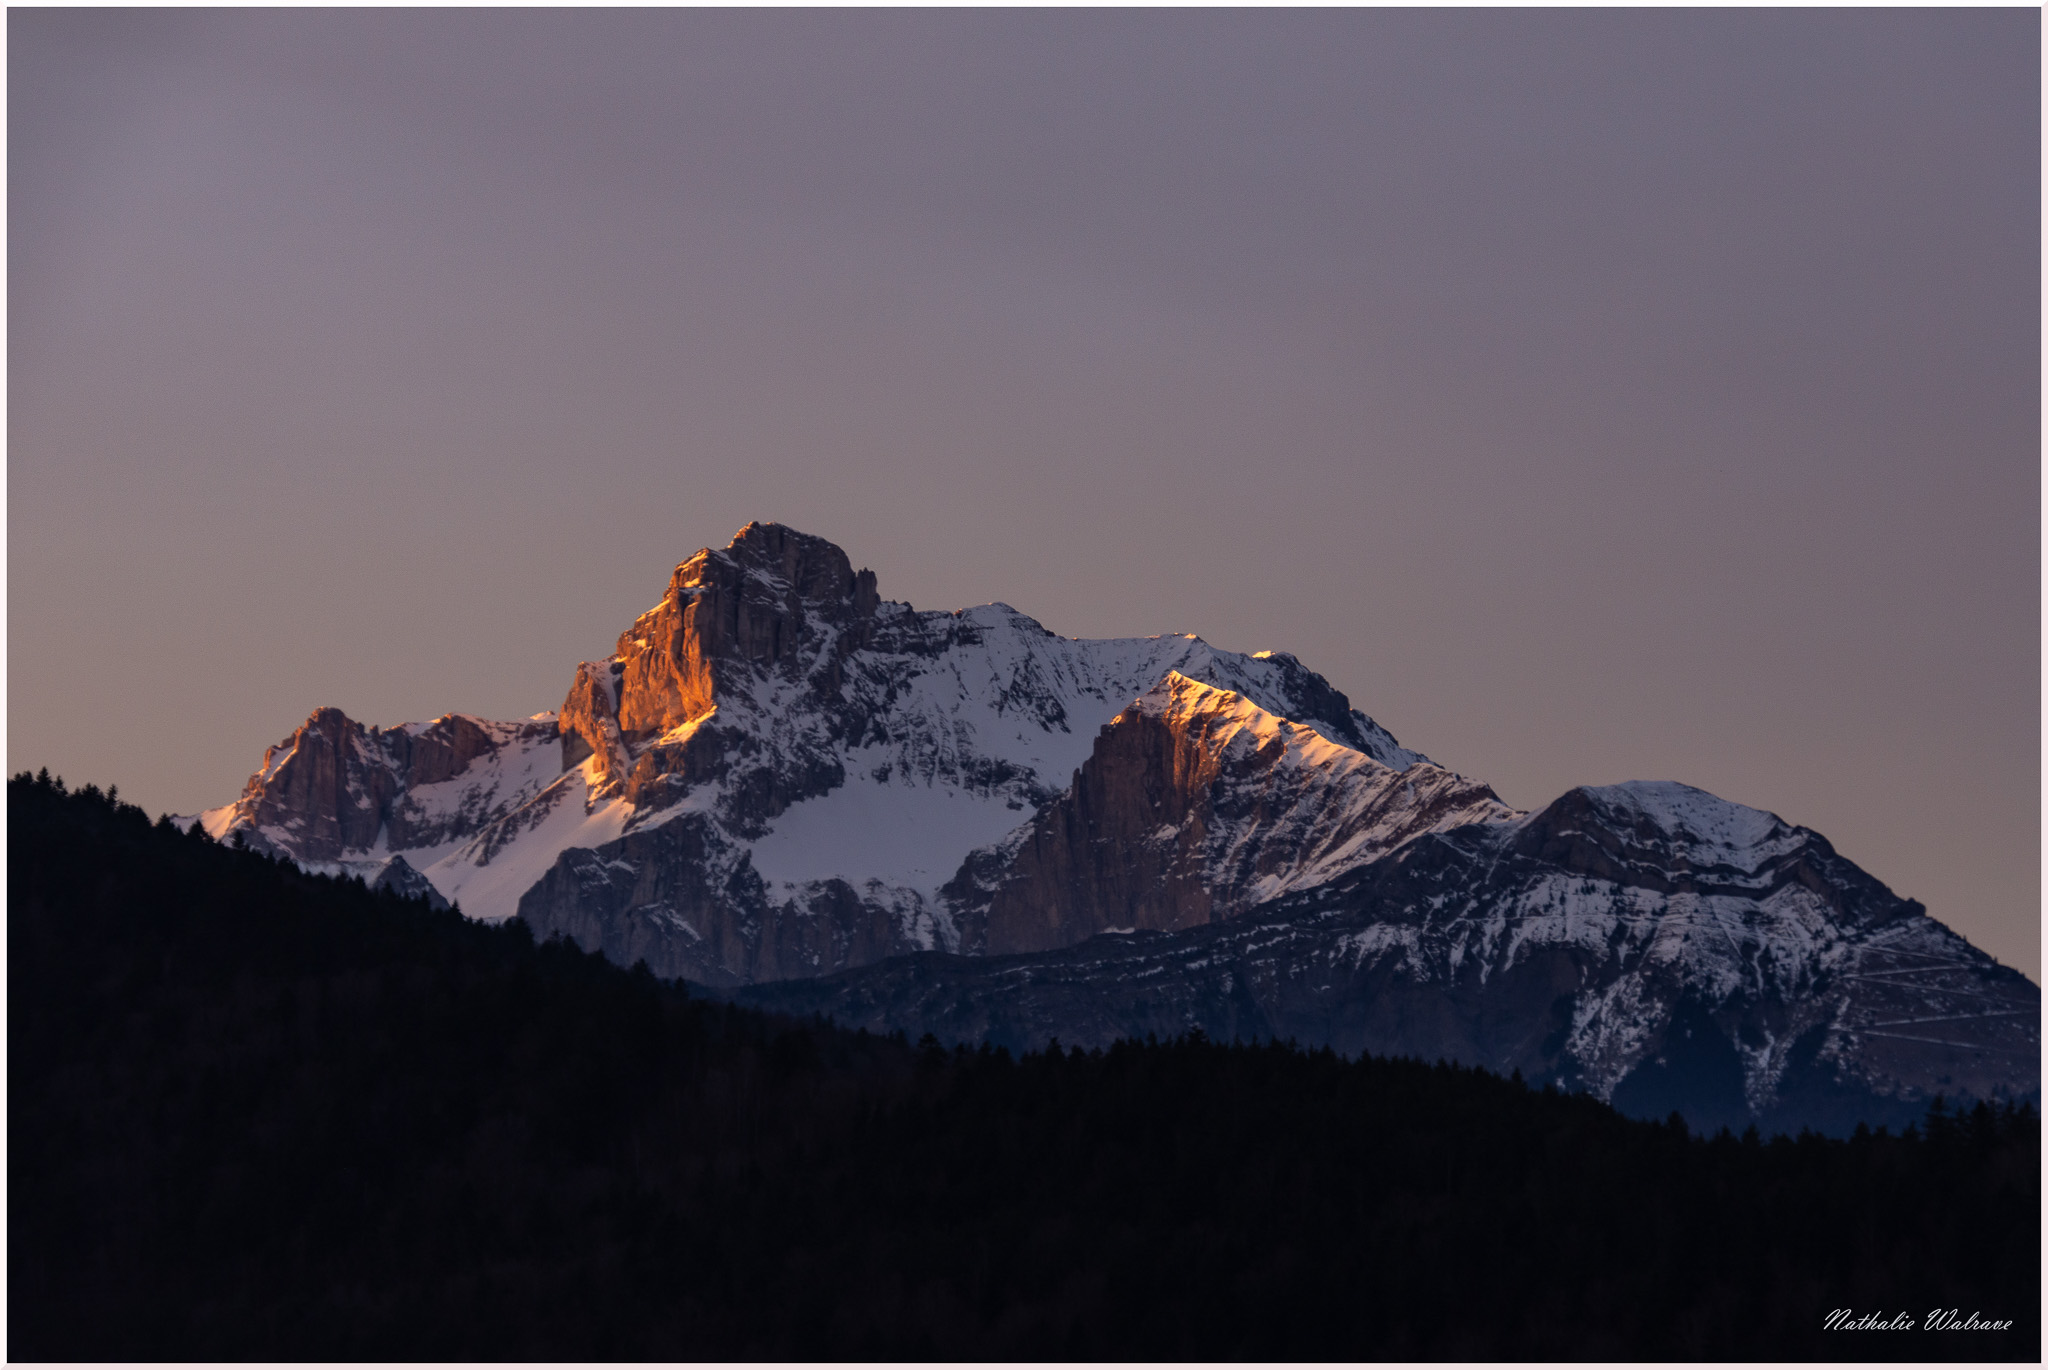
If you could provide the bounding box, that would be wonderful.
[185,521,2038,1131]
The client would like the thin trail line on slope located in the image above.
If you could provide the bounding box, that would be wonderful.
[1841,971,2016,991]
[1864,1010,2038,1028]
[1696,898,1759,998]
[1857,952,1987,969]
[1852,1029,2034,1051]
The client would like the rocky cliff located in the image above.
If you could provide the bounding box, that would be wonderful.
[200,707,559,863]
[972,673,1512,954]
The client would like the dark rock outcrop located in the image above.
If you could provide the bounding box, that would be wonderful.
[514,814,920,988]
[367,854,451,910]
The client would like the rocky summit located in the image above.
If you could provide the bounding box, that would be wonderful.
[186,521,2038,1130]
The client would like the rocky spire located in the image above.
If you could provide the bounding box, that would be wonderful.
[560,522,881,792]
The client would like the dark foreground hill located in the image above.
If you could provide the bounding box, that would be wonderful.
[10,772,2038,1360]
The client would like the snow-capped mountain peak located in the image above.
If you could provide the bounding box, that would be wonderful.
[179,522,2035,1132]
[191,524,1440,954]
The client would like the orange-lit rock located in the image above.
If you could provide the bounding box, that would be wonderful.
[561,521,879,812]
[973,673,1512,954]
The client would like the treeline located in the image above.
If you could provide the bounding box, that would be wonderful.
[9,770,2038,1360]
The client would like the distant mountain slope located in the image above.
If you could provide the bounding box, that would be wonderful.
[729,779,2038,1133]
[182,521,2038,1131]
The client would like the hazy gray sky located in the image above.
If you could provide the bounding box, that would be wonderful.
[11,10,2039,976]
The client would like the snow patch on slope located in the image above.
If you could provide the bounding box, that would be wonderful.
[749,760,1032,901]
[420,758,638,921]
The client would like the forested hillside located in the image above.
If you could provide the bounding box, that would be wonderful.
[10,772,2037,1360]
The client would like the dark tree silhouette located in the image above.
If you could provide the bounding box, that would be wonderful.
[9,771,2037,1360]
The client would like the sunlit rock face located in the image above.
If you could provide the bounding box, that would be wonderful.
[562,522,883,814]
[184,521,2037,1131]
[612,522,879,738]
[971,673,1513,955]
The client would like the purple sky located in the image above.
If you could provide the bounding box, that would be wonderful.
[10,10,2039,977]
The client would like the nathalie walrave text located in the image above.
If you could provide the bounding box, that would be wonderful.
[1826,1310,2014,1332]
